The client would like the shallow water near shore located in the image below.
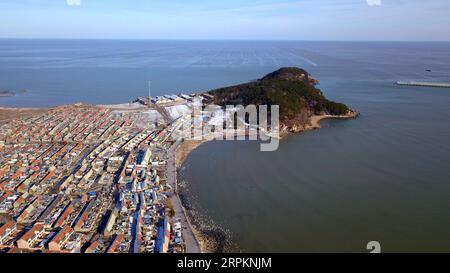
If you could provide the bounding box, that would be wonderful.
[2,40,450,252]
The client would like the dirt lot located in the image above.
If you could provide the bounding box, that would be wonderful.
[0,108,48,126]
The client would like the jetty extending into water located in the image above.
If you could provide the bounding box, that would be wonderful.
[396,81,450,88]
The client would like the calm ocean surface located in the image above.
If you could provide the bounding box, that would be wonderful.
[2,40,450,252]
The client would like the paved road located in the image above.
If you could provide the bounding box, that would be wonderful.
[166,140,201,253]
[149,102,173,125]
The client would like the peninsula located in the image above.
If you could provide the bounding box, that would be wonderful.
[209,67,358,136]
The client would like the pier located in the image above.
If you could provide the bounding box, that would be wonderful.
[396,81,450,88]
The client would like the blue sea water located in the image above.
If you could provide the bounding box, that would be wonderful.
[1,39,450,252]
[1,39,449,107]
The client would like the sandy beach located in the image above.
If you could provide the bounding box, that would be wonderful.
[307,111,360,130]
[175,140,208,168]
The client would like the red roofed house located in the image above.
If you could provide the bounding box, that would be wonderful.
[17,223,45,250]
[107,234,125,253]
[0,221,17,245]
[48,226,74,252]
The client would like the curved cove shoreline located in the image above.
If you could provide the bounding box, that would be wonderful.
[174,112,359,253]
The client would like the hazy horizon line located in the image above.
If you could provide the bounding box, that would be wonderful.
[1,37,450,43]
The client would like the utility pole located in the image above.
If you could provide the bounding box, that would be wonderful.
[148,80,152,108]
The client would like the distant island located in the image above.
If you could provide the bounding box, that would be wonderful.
[0,89,28,97]
[0,90,15,97]
[209,67,359,136]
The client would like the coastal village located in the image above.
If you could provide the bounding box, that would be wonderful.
[0,93,210,253]
[0,68,356,254]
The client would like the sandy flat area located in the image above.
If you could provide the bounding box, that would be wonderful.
[307,111,360,130]
[0,107,47,126]
[97,102,149,110]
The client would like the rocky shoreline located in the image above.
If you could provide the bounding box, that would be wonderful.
[280,110,360,137]
[175,140,236,253]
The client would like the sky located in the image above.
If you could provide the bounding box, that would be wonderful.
[0,0,449,41]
